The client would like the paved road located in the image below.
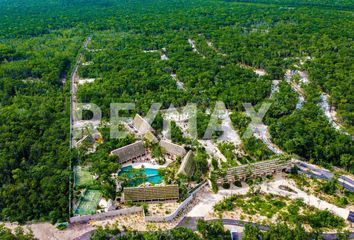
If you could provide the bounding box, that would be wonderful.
[176,217,354,240]
[73,230,95,240]
[296,160,354,192]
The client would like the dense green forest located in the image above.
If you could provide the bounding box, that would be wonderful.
[89,220,351,240]
[226,0,354,10]
[0,0,353,223]
[0,28,84,222]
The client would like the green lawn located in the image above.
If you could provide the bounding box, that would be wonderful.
[74,166,94,189]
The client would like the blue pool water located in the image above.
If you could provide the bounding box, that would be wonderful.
[118,166,163,186]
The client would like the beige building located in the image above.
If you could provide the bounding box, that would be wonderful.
[111,141,146,164]
[144,130,158,144]
[132,114,158,143]
[133,114,154,134]
[123,185,179,202]
[159,140,186,158]
[218,159,292,184]
[177,151,195,177]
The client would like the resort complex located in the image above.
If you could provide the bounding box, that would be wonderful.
[70,103,354,240]
[69,63,354,239]
[63,31,354,240]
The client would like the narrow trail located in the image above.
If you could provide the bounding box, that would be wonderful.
[161,47,168,60]
[285,69,306,110]
[318,93,353,139]
[255,69,310,154]
[205,39,227,57]
[70,35,92,148]
[143,48,184,89]
[203,37,283,155]
[270,80,280,98]
[201,37,282,155]
[188,38,204,58]
[319,94,341,130]
[184,177,352,222]
[202,35,227,57]
[205,36,268,77]
[70,35,102,149]
[284,68,352,138]
[252,123,284,155]
[238,63,268,77]
[143,48,169,61]
[170,73,185,90]
[217,111,241,145]
[251,79,284,155]
[263,179,350,219]
[199,139,228,163]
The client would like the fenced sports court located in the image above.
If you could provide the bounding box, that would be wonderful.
[74,166,94,188]
[74,190,101,215]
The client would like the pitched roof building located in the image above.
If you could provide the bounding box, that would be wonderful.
[111,141,146,164]
[144,131,158,144]
[132,114,158,143]
[218,159,292,184]
[133,114,154,134]
[159,140,186,157]
[177,151,195,176]
[123,185,179,202]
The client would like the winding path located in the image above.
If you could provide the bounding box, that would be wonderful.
[318,93,353,139]
[251,79,284,155]
[188,38,204,58]
[170,73,185,90]
[178,177,354,239]
[251,123,284,155]
[72,173,354,240]
[285,69,306,109]
[285,69,352,138]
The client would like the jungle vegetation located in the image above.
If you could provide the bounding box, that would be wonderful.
[0,0,353,223]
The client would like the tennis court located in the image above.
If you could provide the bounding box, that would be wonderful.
[75,190,101,215]
[74,166,94,188]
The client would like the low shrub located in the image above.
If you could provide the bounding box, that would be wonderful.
[222,182,230,189]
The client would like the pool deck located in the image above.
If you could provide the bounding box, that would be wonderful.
[121,157,173,170]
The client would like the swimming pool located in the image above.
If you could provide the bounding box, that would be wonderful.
[118,166,163,186]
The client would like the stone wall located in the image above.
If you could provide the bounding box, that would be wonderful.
[145,181,207,222]
[70,206,143,224]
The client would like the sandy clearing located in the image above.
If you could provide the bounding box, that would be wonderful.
[262,179,350,220]
[78,78,95,85]
[252,123,284,155]
[3,222,94,240]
